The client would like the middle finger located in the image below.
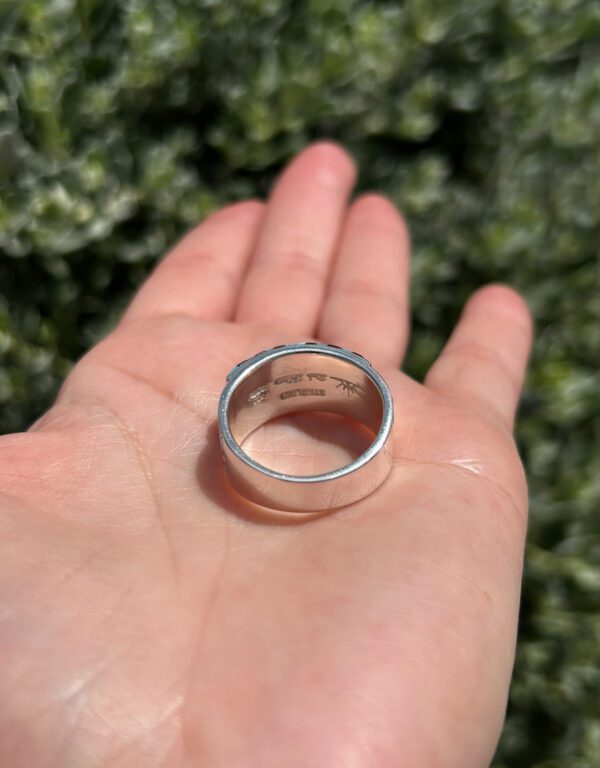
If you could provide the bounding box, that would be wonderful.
[235,142,356,334]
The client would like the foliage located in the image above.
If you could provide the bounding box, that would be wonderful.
[0,0,599,764]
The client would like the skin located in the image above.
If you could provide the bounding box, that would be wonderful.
[0,143,533,768]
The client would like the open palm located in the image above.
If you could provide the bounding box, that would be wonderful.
[0,144,532,768]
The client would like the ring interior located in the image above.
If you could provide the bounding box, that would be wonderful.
[227,352,384,447]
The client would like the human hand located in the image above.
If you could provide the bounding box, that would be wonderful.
[0,143,532,768]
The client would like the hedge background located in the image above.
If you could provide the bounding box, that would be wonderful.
[1,0,599,764]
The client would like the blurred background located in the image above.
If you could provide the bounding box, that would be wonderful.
[0,0,599,764]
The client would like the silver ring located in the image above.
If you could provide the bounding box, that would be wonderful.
[218,342,394,513]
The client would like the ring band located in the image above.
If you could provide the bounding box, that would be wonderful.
[218,342,394,513]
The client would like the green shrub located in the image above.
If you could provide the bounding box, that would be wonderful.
[1,1,599,764]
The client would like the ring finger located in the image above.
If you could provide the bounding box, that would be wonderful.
[318,194,411,369]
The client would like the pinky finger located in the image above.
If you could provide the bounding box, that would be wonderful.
[425,285,533,429]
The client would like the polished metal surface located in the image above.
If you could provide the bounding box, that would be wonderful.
[218,342,394,512]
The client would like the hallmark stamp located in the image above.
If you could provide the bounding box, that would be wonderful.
[280,388,326,400]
